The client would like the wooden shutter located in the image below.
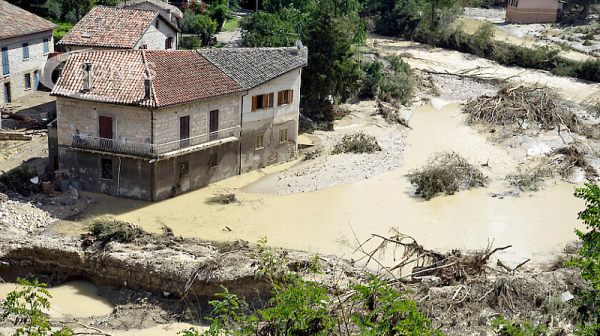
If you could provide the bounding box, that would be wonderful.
[210,110,219,133]
[252,96,258,111]
[180,116,190,140]
[263,94,269,108]
[277,91,283,106]
[99,116,113,139]
[290,90,294,103]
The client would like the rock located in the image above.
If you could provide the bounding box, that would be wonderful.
[0,193,8,202]
[69,185,79,198]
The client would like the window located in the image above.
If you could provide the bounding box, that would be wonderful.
[278,90,294,106]
[179,161,189,178]
[209,153,218,168]
[255,133,264,150]
[99,116,113,139]
[139,44,148,50]
[101,158,113,180]
[43,38,49,54]
[180,115,190,147]
[279,128,288,144]
[24,73,31,89]
[165,36,173,49]
[22,43,29,60]
[2,47,9,76]
[4,83,10,103]
[251,93,272,111]
[209,110,219,133]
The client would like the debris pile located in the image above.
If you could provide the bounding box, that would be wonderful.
[408,151,487,200]
[0,195,56,232]
[553,144,598,180]
[331,132,382,155]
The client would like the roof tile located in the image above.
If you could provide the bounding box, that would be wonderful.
[0,0,59,40]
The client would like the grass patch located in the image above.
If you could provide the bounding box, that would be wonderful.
[47,18,74,43]
[331,132,381,154]
[206,193,238,204]
[223,17,239,31]
[409,152,487,200]
[0,163,38,196]
[87,217,142,244]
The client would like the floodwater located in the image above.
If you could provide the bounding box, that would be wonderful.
[56,102,585,267]
[0,280,114,318]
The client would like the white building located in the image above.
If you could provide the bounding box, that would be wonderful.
[0,0,58,106]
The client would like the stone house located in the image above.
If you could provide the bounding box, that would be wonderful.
[50,47,307,200]
[58,6,180,52]
[0,0,58,106]
[506,0,560,23]
[117,0,183,28]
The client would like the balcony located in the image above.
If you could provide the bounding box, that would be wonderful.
[70,126,240,159]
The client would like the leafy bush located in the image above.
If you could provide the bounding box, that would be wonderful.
[331,132,382,154]
[87,217,142,244]
[568,184,600,335]
[0,279,73,336]
[409,152,487,200]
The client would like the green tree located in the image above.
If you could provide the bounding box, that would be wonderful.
[206,2,233,32]
[301,0,362,105]
[240,11,297,47]
[570,183,600,335]
[0,279,73,336]
[45,0,62,20]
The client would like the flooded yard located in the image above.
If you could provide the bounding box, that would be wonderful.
[55,101,585,267]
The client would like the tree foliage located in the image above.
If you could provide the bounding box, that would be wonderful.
[569,183,600,335]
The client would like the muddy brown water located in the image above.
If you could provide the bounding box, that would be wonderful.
[55,102,585,269]
[0,281,113,318]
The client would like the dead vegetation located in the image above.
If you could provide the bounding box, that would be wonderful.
[205,193,238,205]
[553,144,598,180]
[375,100,410,127]
[505,161,554,191]
[0,163,38,197]
[408,152,487,200]
[331,132,382,155]
[464,85,600,140]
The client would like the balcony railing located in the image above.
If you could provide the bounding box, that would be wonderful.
[70,126,240,158]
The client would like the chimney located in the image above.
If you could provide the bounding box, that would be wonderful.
[82,62,93,91]
[166,9,172,22]
[144,78,153,100]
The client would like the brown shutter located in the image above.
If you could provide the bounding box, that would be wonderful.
[252,96,257,111]
[290,90,294,103]
[99,116,113,139]
[278,91,283,106]
[263,94,269,108]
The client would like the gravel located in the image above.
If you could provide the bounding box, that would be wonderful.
[0,196,57,232]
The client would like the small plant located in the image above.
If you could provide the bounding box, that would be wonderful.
[409,152,487,200]
[0,163,38,196]
[87,217,142,244]
[206,193,237,205]
[331,132,382,155]
[0,279,74,336]
[492,315,548,335]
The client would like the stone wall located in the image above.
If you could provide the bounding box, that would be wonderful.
[56,97,153,146]
[0,31,55,106]
[135,16,178,50]
[153,94,241,145]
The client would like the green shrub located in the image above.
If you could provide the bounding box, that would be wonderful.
[87,217,142,244]
[492,315,548,335]
[0,163,38,196]
[331,132,382,154]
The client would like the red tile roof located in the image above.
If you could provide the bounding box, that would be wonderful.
[0,0,59,40]
[58,6,178,49]
[51,50,245,108]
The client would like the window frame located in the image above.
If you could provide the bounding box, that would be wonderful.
[22,43,29,60]
[254,133,265,150]
[100,158,113,180]
[277,90,294,106]
[279,128,288,144]
[2,47,9,76]
[43,38,49,54]
[251,93,273,111]
[24,73,31,89]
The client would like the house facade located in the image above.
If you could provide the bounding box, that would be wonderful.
[0,0,58,106]
[117,0,183,28]
[506,0,559,23]
[50,47,307,200]
[58,6,180,52]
